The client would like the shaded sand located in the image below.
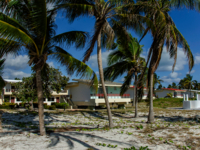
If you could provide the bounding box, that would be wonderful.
[1,107,200,150]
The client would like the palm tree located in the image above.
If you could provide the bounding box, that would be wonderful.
[134,0,194,123]
[57,0,144,127]
[104,34,145,118]
[153,73,163,92]
[0,0,98,135]
[184,74,194,97]
[0,58,5,133]
[193,80,198,90]
[171,82,177,89]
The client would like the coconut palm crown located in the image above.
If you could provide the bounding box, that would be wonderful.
[0,0,98,135]
[104,34,145,118]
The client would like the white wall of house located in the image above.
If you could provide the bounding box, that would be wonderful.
[125,88,134,99]
[156,90,174,98]
[69,83,90,102]
[5,83,11,91]
[185,91,195,98]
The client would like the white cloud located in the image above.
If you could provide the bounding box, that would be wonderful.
[3,68,30,79]
[95,71,99,75]
[161,72,181,84]
[4,54,29,70]
[157,47,188,71]
[169,72,179,78]
[2,54,30,79]
[87,51,112,69]
[47,61,54,68]
[195,55,200,64]
[187,70,195,74]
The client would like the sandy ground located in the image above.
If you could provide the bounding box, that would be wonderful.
[0,107,200,150]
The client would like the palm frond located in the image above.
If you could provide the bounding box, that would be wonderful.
[51,46,98,92]
[47,31,89,49]
[120,73,133,95]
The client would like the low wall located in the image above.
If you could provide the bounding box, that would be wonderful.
[183,101,200,109]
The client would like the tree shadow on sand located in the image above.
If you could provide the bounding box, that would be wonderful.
[47,131,136,150]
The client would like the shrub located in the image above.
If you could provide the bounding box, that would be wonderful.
[166,93,173,98]
[54,103,69,109]
[49,105,56,110]
[118,104,125,109]
[0,102,17,109]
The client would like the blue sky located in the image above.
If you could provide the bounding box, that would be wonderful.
[3,8,200,87]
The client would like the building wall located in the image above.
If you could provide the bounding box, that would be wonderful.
[156,90,174,98]
[185,91,195,98]
[107,86,120,94]
[125,88,134,99]
[69,83,90,102]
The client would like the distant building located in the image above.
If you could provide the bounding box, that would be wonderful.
[0,79,68,105]
[65,79,149,107]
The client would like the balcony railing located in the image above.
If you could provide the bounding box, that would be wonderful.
[5,89,16,92]
[90,94,130,99]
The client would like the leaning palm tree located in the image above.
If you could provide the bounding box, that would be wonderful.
[0,58,6,133]
[104,34,145,118]
[57,0,144,127]
[0,0,98,135]
[134,0,194,123]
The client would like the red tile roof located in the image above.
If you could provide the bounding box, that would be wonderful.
[162,88,185,91]
[130,86,147,89]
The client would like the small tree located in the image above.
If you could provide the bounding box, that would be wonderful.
[12,65,69,110]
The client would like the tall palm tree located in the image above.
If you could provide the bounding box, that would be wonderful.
[0,58,5,133]
[0,0,98,135]
[134,0,194,123]
[104,35,145,118]
[57,0,144,127]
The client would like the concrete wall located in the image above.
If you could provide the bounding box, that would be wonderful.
[156,90,174,98]
[185,91,195,98]
[69,83,90,102]
[125,88,134,99]
[5,83,11,90]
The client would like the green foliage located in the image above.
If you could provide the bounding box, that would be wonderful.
[49,105,56,110]
[12,66,70,104]
[104,34,145,96]
[52,103,69,109]
[166,93,173,98]
[124,146,150,150]
[0,102,17,109]
[153,98,183,108]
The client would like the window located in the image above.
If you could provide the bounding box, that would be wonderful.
[43,98,46,101]
[4,96,10,102]
[48,97,54,101]
[16,98,21,102]
[114,87,117,90]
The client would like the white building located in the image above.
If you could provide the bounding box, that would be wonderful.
[0,79,68,105]
[155,88,186,98]
[66,79,149,107]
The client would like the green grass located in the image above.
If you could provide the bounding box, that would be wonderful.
[152,98,183,108]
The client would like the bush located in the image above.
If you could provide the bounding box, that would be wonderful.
[0,102,17,109]
[52,103,69,109]
[49,105,56,110]
[118,104,125,109]
[166,93,173,98]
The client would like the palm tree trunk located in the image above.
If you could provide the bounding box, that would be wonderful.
[36,68,46,135]
[30,99,33,111]
[97,32,114,128]
[134,72,138,118]
[0,111,2,132]
[0,90,3,132]
[148,73,154,123]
